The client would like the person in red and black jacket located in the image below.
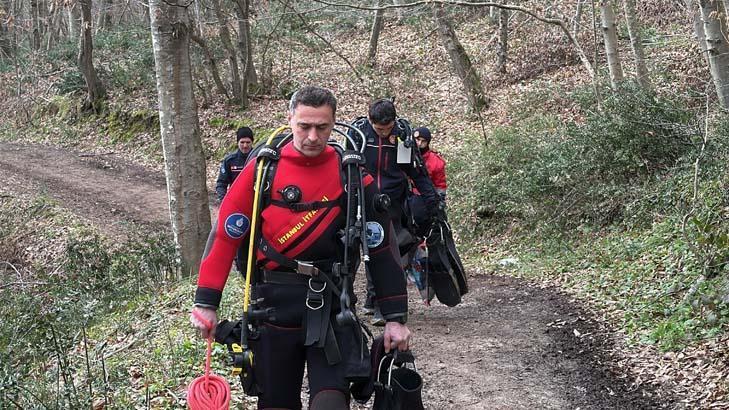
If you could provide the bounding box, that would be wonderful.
[414,127,447,198]
[190,86,411,410]
[349,99,438,325]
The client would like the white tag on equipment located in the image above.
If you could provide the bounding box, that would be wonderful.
[396,140,412,164]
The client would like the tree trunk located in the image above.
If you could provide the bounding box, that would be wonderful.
[686,0,709,66]
[31,0,41,50]
[392,0,404,23]
[211,0,242,103]
[149,0,211,278]
[45,1,62,51]
[190,32,230,99]
[366,0,385,66]
[67,1,80,41]
[95,0,113,32]
[78,0,105,111]
[236,0,258,89]
[496,4,508,73]
[699,0,729,109]
[0,0,13,57]
[622,0,650,88]
[432,4,488,111]
[599,1,623,88]
[573,0,585,37]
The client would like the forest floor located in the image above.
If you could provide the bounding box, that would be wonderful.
[0,140,680,409]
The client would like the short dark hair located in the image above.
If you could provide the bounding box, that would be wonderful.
[368,98,396,124]
[289,86,337,117]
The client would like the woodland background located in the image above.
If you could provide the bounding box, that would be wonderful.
[1,0,728,408]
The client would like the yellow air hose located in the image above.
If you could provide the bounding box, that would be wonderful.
[242,125,289,314]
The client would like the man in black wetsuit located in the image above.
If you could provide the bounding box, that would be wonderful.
[350,99,438,325]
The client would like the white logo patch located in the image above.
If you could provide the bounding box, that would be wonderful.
[366,221,385,248]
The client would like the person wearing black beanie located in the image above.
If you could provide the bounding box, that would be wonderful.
[216,127,254,201]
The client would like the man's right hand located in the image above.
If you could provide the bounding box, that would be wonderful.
[190,306,218,339]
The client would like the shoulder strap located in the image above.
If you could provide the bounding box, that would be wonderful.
[351,116,368,129]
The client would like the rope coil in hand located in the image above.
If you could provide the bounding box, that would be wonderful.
[187,311,231,410]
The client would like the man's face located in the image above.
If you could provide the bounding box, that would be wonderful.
[238,138,253,154]
[288,104,334,157]
[371,120,395,140]
[415,136,429,150]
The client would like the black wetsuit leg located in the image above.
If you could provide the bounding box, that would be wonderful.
[306,323,351,410]
[254,323,306,409]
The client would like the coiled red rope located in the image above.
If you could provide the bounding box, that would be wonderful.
[187,311,231,410]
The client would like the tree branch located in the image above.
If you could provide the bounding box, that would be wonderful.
[312,0,595,78]
[291,4,366,84]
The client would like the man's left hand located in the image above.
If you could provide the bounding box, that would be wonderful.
[383,321,411,353]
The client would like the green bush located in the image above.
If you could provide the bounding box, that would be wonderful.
[94,26,156,90]
[449,83,700,247]
[0,196,178,408]
[54,70,86,95]
[45,38,79,65]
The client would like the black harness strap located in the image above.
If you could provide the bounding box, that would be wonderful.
[258,237,343,297]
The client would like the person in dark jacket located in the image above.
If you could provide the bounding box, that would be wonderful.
[215,127,254,201]
[191,86,411,410]
[350,99,438,325]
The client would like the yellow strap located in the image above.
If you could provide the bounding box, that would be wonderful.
[243,125,289,313]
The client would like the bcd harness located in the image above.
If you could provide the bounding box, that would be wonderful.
[219,123,384,395]
[350,116,426,170]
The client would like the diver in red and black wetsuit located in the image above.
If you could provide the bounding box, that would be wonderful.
[190,86,411,410]
[349,99,438,325]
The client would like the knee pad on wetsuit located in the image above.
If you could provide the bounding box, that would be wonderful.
[310,389,348,410]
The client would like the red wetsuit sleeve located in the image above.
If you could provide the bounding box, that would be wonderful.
[424,151,447,191]
[431,157,447,191]
[194,160,256,308]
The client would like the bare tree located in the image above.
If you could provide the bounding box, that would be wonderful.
[95,0,113,32]
[31,0,41,50]
[599,0,623,88]
[0,0,13,57]
[233,0,257,103]
[496,2,508,73]
[432,4,488,111]
[149,0,212,277]
[573,0,586,36]
[45,1,64,50]
[78,0,106,111]
[392,0,405,22]
[367,0,385,66]
[211,0,242,103]
[622,0,650,88]
[190,31,230,99]
[686,0,709,66]
[310,0,596,81]
[66,1,81,41]
[698,0,729,109]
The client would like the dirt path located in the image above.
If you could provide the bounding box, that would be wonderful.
[0,141,170,235]
[0,141,674,409]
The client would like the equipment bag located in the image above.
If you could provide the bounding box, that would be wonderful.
[373,343,424,409]
[351,336,424,409]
